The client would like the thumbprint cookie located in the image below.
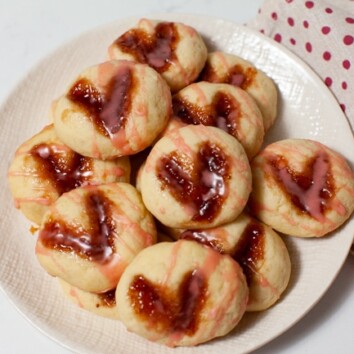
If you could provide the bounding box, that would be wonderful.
[250,139,354,237]
[36,183,156,293]
[108,19,208,92]
[168,82,264,159]
[8,125,130,225]
[59,279,119,320]
[140,125,252,229]
[177,213,291,311]
[116,240,248,347]
[53,60,171,159]
[199,51,278,132]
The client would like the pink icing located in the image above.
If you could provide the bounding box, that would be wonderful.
[69,287,84,308]
[162,241,183,285]
[271,151,332,222]
[230,73,245,87]
[15,197,52,206]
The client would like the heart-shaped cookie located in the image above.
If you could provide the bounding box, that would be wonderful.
[141,125,252,229]
[108,19,208,92]
[116,240,248,346]
[250,139,354,237]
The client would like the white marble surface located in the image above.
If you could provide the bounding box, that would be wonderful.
[0,0,353,353]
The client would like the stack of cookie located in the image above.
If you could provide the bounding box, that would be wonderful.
[7,19,354,347]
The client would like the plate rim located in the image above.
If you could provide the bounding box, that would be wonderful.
[0,13,353,354]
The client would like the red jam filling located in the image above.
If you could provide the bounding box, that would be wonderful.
[157,142,230,222]
[129,270,206,334]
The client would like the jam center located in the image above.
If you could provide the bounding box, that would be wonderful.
[199,62,257,90]
[157,142,230,222]
[114,22,179,73]
[129,270,206,334]
[232,222,264,285]
[97,288,116,307]
[268,151,334,220]
[67,65,134,136]
[39,190,116,263]
[30,143,93,195]
[173,91,239,136]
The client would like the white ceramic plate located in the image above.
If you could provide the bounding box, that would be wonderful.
[0,14,353,354]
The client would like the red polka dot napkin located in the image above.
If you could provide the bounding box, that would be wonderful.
[248,0,354,130]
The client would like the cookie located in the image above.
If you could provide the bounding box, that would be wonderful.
[178,213,291,311]
[59,279,119,320]
[36,183,156,293]
[140,125,252,229]
[250,139,354,237]
[116,240,248,347]
[7,125,130,225]
[108,19,208,92]
[169,82,264,158]
[53,60,171,159]
[199,51,278,131]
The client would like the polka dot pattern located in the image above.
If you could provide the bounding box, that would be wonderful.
[321,26,331,34]
[343,35,353,45]
[325,8,333,14]
[305,42,312,52]
[249,0,354,129]
[323,51,331,61]
[324,77,332,87]
[343,60,351,70]
[274,33,282,42]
